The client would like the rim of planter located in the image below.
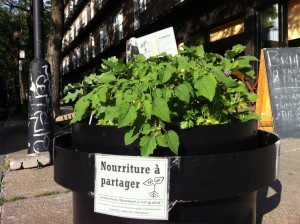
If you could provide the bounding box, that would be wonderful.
[54,130,280,202]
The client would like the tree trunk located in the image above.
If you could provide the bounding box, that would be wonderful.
[47,0,64,117]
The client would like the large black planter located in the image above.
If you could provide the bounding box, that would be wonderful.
[54,120,280,224]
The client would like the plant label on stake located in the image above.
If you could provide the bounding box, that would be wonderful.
[94,154,169,220]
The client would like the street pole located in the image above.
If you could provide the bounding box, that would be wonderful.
[28,0,53,155]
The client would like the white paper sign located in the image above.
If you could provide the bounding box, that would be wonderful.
[126,27,178,62]
[136,27,178,59]
[94,154,169,220]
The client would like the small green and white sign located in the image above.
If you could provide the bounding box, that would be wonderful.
[94,154,169,220]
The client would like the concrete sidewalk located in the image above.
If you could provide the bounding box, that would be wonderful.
[0,114,72,224]
[0,114,300,224]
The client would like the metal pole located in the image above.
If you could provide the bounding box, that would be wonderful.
[33,0,44,58]
[28,0,53,155]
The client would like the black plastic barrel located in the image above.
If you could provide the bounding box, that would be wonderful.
[54,120,280,224]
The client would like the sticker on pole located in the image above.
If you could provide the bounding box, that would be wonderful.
[94,154,169,220]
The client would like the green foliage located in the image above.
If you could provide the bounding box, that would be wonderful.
[63,45,260,156]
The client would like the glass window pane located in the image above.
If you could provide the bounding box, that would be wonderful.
[259,4,279,48]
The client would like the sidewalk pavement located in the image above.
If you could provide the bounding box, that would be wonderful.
[0,114,299,224]
[0,113,72,224]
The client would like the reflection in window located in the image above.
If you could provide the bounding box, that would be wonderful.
[209,19,244,43]
[99,0,103,9]
[91,36,95,58]
[70,26,74,41]
[258,4,279,48]
[76,48,81,67]
[100,25,107,52]
[133,0,147,30]
[288,0,300,46]
[113,9,123,40]
[64,7,69,19]
[91,0,95,19]
[62,58,66,74]
[75,19,80,36]
[133,0,140,30]
[84,40,89,61]
[70,0,73,11]
[71,53,75,69]
[138,0,147,12]
[82,8,88,27]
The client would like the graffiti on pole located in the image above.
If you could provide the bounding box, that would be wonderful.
[28,59,53,154]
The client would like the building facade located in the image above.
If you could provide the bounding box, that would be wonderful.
[61,0,300,84]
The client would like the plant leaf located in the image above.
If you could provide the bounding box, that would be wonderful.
[246,92,258,102]
[231,59,252,69]
[164,130,179,155]
[141,124,151,134]
[118,103,137,128]
[124,127,140,145]
[211,67,239,88]
[71,98,89,123]
[99,72,116,82]
[156,133,168,147]
[194,73,217,101]
[143,100,152,120]
[175,83,190,103]
[177,56,190,72]
[104,106,119,122]
[140,135,157,156]
[159,69,172,84]
[195,45,205,58]
[235,111,261,122]
[152,98,170,122]
[63,88,83,103]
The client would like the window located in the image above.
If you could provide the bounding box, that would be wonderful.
[62,59,66,74]
[99,0,103,9]
[113,9,123,40]
[91,36,95,58]
[84,40,89,61]
[76,48,81,67]
[75,19,80,36]
[100,25,107,52]
[258,4,280,48]
[62,33,69,48]
[91,0,95,19]
[71,53,76,69]
[66,57,69,73]
[208,18,245,54]
[68,55,73,71]
[138,0,147,12]
[209,19,244,43]
[70,26,74,41]
[64,7,69,19]
[133,0,140,30]
[288,0,300,46]
[70,0,74,11]
[82,8,88,27]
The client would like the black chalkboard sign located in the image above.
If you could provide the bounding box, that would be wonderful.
[264,48,300,138]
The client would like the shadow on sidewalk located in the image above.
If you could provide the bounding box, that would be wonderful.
[0,116,72,156]
[0,113,28,155]
[256,179,282,224]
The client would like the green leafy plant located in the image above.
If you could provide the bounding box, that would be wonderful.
[63,44,260,156]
